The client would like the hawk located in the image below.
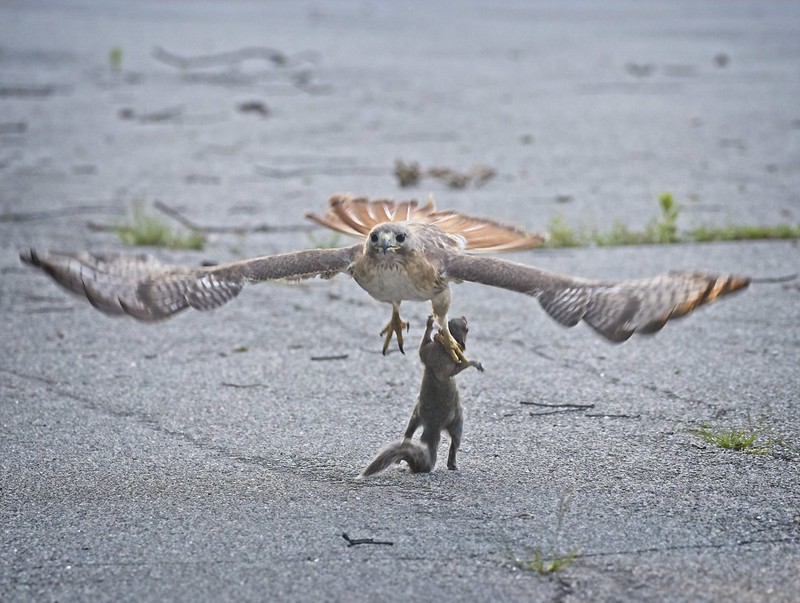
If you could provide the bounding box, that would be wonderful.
[20,194,749,361]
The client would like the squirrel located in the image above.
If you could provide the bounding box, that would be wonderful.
[361,315,484,477]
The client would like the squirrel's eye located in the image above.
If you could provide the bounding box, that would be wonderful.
[370,233,378,242]
[395,233,406,243]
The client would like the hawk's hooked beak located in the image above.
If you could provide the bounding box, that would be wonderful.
[375,231,396,254]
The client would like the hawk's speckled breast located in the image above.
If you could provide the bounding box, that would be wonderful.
[353,251,444,303]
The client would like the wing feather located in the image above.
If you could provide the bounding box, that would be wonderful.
[306,193,547,252]
[21,245,362,322]
[130,245,362,320]
[20,249,177,317]
[443,253,749,342]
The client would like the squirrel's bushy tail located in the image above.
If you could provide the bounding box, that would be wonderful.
[361,442,434,477]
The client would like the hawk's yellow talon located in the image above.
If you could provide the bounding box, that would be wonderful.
[434,330,469,364]
[380,310,408,354]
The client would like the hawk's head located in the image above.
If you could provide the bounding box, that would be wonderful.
[366,223,413,257]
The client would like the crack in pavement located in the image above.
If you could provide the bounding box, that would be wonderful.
[573,535,798,560]
[0,367,353,485]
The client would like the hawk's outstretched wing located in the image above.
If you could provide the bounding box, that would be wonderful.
[306,193,547,252]
[442,252,749,342]
[20,245,362,321]
[19,250,178,317]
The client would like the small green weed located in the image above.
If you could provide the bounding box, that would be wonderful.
[642,192,680,244]
[109,47,123,72]
[116,202,206,250]
[687,422,779,455]
[509,494,579,576]
[514,548,578,575]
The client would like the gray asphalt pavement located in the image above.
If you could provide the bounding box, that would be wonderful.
[1,1,799,601]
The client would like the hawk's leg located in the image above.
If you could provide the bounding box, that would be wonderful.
[380,302,409,355]
[430,287,471,364]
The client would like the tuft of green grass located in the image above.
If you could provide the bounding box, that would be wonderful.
[544,215,586,248]
[593,220,643,247]
[547,192,680,248]
[545,193,799,248]
[594,192,680,246]
[109,46,123,72]
[514,548,578,575]
[690,222,800,242]
[687,422,780,455]
[509,494,579,576]
[116,202,206,250]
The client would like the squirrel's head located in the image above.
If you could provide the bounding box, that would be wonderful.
[448,316,469,350]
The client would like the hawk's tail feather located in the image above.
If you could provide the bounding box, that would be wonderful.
[360,442,434,477]
[306,194,429,235]
[307,193,547,252]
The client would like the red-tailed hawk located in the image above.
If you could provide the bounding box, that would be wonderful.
[20,194,749,361]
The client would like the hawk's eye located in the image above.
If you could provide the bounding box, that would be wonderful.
[395,233,406,243]
[370,233,378,243]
